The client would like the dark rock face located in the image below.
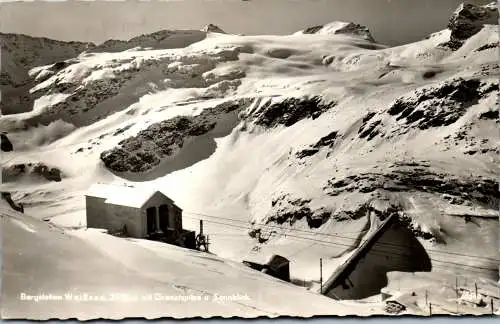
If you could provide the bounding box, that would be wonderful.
[267,194,332,228]
[475,42,499,52]
[439,2,499,50]
[100,101,242,173]
[440,121,497,155]
[252,96,336,128]
[32,164,63,182]
[1,134,13,152]
[301,22,376,42]
[268,194,314,226]
[387,78,498,131]
[296,131,339,158]
[356,111,385,141]
[28,75,130,125]
[302,26,324,34]
[330,204,374,222]
[333,23,376,42]
[448,3,499,40]
[1,192,24,213]
[2,163,62,182]
[439,39,466,51]
[202,24,226,34]
[479,109,498,120]
[324,163,499,208]
[358,114,382,141]
[113,123,135,136]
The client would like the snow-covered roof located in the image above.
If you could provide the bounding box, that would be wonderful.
[86,183,173,208]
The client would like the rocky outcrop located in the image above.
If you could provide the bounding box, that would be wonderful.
[2,163,63,182]
[448,2,498,40]
[264,194,333,229]
[323,163,499,208]
[1,192,24,213]
[440,2,498,50]
[201,24,226,34]
[100,100,245,173]
[296,131,339,158]
[386,78,498,130]
[297,21,375,42]
[250,97,337,128]
[354,77,499,142]
[358,113,382,141]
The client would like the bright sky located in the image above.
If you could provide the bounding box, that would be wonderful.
[0,0,493,45]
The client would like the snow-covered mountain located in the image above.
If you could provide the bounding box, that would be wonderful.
[0,33,94,115]
[1,2,499,318]
[0,29,215,116]
[448,1,499,40]
[294,21,375,42]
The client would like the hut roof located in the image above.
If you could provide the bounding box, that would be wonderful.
[86,183,174,208]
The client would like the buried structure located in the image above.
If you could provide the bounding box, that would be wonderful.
[321,214,432,300]
[243,254,291,282]
[85,183,196,249]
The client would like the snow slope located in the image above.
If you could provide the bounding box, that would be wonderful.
[1,2,499,317]
[1,199,373,319]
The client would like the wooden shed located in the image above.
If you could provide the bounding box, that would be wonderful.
[85,183,185,240]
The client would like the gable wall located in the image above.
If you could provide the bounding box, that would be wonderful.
[86,195,142,237]
[142,192,182,234]
[86,196,109,230]
[105,203,142,237]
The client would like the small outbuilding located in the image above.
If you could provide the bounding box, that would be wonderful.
[86,183,195,248]
[243,254,291,282]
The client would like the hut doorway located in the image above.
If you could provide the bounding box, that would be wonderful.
[146,207,157,234]
[159,205,169,233]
